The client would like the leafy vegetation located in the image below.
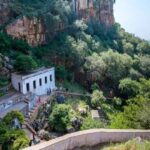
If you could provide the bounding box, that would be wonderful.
[0,111,29,150]
[0,0,150,144]
[103,138,150,150]
[49,104,74,133]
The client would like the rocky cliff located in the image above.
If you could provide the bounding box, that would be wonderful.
[72,0,115,27]
[0,0,115,46]
[0,53,12,77]
[6,16,46,46]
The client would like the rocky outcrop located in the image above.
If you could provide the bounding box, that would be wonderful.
[72,0,95,20]
[6,16,46,46]
[0,53,12,77]
[2,0,115,46]
[99,0,114,27]
[72,0,115,27]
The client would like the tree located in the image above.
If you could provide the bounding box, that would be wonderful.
[14,54,37,72]
[136,41,150,54]
[12,136,29,150]
[139,55,150,77]
[84,50,133,86]
[119,78,140,98]
[49,104,72,133]
[91,90,105,108]
[3,111,24,126]
[91,83,100,91]
[110,96,150,129]
[122,42,134,56]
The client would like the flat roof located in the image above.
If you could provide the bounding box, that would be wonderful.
[0,92,21,104]
[0,102,27,118]
[12,67,54,80]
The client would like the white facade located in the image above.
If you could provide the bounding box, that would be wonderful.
[11,67,55,95]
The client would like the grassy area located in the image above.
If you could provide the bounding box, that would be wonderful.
[56,80,88,94]
[103,138,150,150]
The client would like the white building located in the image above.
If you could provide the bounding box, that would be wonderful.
[11,67,55,95]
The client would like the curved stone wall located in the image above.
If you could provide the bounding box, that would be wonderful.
[23,129,150,150]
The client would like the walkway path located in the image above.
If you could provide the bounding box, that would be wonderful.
[55,91,91,97]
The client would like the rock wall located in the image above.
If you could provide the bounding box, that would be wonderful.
[2,0,115,46]
[72,0,115,27]
[99,0,115,27]
[72,0,95,20]
[0,53,12,77]
[23,129,150,150]
[6,16,46,46]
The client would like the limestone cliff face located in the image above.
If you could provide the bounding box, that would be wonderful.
[2,0,115,46]
[72,0,95,20]
[0,53,12,77]
[72,0,115,27]
[99,0,114,27]
[6,16,46,46]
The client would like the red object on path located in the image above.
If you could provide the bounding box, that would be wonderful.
[38,96,41,104]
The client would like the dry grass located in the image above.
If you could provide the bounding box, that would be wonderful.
[102,138,150,150]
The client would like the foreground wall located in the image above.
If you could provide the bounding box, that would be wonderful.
[24,129,150,150]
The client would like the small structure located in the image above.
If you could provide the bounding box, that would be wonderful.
[11,67,55,95]
[91,110,100,120]
[12,117,21,129]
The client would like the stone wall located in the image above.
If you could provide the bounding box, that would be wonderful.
[6,16,46,46]
[23,129,150,150]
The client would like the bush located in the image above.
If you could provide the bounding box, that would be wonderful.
[80,116,104,130]
[91,83,100,91]
[14,54,37,72]
[12,136,30,150]
[91,90,105,108]
[3,111,24,126]
[119,78,140,98]
[49,104,73,133]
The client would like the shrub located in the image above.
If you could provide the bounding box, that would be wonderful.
[80,116,104,130]
[91,90,105,108]
[49,104,72,133]
[14,54,37,72]
[3,111,24,126]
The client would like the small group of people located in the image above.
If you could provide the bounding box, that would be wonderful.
[32,120,42,132]
[47,88,51,95]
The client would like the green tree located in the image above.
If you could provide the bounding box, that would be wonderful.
[3,111,24,126]
[119,78,140,98]
[12,136,29,150]
[85,50,133,86]
[110,96,150,129]
[14,54,37,72]
[139,55,150,77]
[49,104,72,133]
[122,41,134,56]
[91,83,100,91]
[91,90,105,108]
